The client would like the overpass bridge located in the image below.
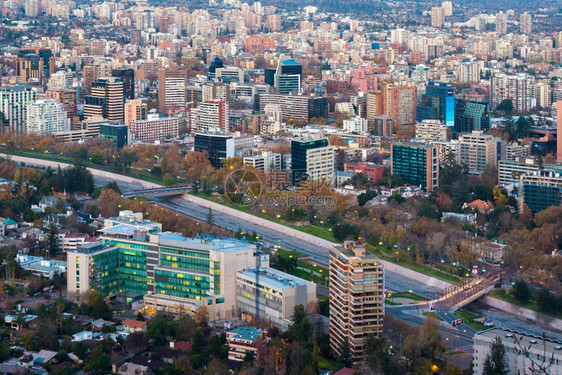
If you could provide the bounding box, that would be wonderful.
[122,186,192,198]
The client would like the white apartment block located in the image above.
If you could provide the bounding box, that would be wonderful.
[491,73,534,112]
[129,113,179,143]
[459,62,481,84]
[243,151,281,172]
[0,86,37,132]
[343,116,368,133]
[48,70,74,90]
[459,131,498,175]
[26,99,71,135]
[415,119,448,142]
[473,329,562,375]
[307,145,335,183]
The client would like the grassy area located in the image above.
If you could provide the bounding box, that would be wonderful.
[317,294,328,301]
[488,290,562,319]
[423,311,443,321]
[317,356,339,371]
[452,309,487,332]
[387,292,426,301]
[291,268,328,285]
[385,299,401,306]
[277,249,306,259]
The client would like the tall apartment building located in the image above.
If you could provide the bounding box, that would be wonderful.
[111,68,135,100]
[366,91,384,127]
[84,77,124,122]
[67,211,264,319]
[0,85,37,133]
[329,241,384,362]
[519,169,562,214]
[431,7,444,28]
[202,82,231,103]
[158,65,188,114]
[45,89,77,122]
[391,142,439,191]
[194,132,235,168]
[473,329,562,375]
[372,115,393,137]
[191,99,229,133]
[291,136,334,186]
[442,1,453,16]
[496,11,507,34]
[236,268,316,329]
[498,157,552,188]
[454,98,490,133]
[26,99,71,135]
[343,116,368,133]
[490,73,534,112]
[124,99,147,126]
[258,94,328,121]
[459,62,481,84]
[129,112,179,143]
[383,82,417,128]
[47,70,73,90]
[415,120,448,142]
[520,12,531,34]
[459,131,498,175]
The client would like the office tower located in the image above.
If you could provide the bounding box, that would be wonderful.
[520,170,562,214]
[291,136,334,186]
[26,99,71,135]
[366,91,384,127]
[329,241,384,362]
[236,268,316,329]
[558,100,562,161]
[520,12,531,34]
[424,81,455,128]
[194,132,235,168]
[442,1,453,16]
[372,115,393,137]
[459,131,497,175]
[383,82,417,128]
[459,61,481,83]
[45,89,77,121]
[431,6,444,28]
[267,55,302,94]
[84,77,124,122]
[195,99,229,133]
[215,67,245,84]
[0,85,37,133]
[207,56,224,81]
[490,73,534,113]
[17,54,44,82]
[496,12,507,34]
[415,120,448,142]
[158,65,188,114]
[67,211,263,319]
[17,47,53,78]
[391,142,439,191]
[100,123,129,148]
[129,112,179,143]
[258,94,328,121]
[124,99,147,126]
[111,68,135,100]
[343,116,368,133]
[454,98,490,133]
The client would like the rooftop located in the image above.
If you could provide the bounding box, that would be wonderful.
[238,267,313,290]
[229,326,262,342]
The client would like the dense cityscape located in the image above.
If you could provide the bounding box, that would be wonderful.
[0,0,561,374]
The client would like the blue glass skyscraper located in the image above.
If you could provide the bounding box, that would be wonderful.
[418,81,455,129]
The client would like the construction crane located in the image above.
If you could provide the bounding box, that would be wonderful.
[254,242,263,325]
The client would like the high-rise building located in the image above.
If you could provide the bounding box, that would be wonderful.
[329,241,384,362]
[258,94,328,121]
[83,65,98,95]
[268,55,302,94]
[366,91,384,127]
[372,115,393,137]
[417,81,455,128]
[158,65,188,114]
[442,1,453,16]
[459,62,481,84]
[520,169,562,214]
[48,70,73,89]
[17,54,44,82]
[454,98,490,133]
[291,136,334,186]
[343,116,368,133]
[459,131,498,175]
[557,100,562,161]
[498,157,552,188]
[194,132,235,168]
[415,120,448,142]
[194,99,229,133]
[26,99,71,135]
[207,56,224,81]
[45,89,77,121]
[111,68,135,100]
[383,82,417,128]
[431,7,444,28]
[490,73,534,112]
[496,12,507,34]
[67,211,264,319]
[100,123,129,148]
[0,85,37,133]
[84,77,124,122]
[129,112,179,143]
[520,12,531,34]
[391,142,439,191]
[124,99,147,126]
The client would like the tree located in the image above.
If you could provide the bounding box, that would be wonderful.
[511,279,530,302]
[136,312,145,321]
[47,222,60,258]
[496,99,513,114]
[289,304,310,345]
[244,350,255,363]
[536,287,557,313]
[87,291,112,320]
[338,338,353,368]
[483,337,508,375]
[147,316,170,346]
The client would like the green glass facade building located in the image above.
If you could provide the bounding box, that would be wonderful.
[520,169,562,214]
[391,142,439,191]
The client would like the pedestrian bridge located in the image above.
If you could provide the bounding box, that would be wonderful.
[122,186,192,198]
